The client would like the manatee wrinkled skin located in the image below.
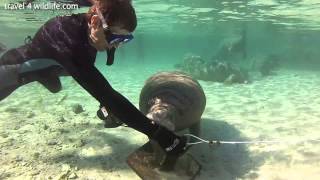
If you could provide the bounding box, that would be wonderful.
[139,71,206,136]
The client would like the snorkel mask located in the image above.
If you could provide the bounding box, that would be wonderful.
[96,8,134,66]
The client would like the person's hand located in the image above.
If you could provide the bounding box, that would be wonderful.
[88,15,108,51]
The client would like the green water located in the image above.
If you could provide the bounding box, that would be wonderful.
[1,0,320,179]
[1,0,320,68]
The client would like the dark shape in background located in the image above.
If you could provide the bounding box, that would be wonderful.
[174,54,249,84]
[213,34,247,63]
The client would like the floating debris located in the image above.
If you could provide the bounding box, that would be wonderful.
[33,152,40,159]
[68,172,78,179]
[15,155,23,162]
[4,107,19,113]
[47,139,58,146]
[72,104,84,114]
[25,17,40,22]
[74,139,86,148]
[57,94,68,105]
[58,116,66,123]
[58,128,70,134]
[0,133,9,138]
[30,170,40,176]
[43,124,49,130]
[27,112,36,118]
[56,164,78,180]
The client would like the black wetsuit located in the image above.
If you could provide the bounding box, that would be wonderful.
[0,13,183,151]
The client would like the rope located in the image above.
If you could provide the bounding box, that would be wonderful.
[184,134,320,146]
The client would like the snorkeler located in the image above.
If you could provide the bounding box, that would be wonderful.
[0,0,188,160]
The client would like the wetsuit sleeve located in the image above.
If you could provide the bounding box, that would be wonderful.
[66,62,110,103]
[61,57,159,136]
[63,59,186,152]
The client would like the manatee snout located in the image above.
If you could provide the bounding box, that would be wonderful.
[146,98,177,131]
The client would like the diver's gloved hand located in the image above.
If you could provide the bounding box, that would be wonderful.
[154,127,189,155]
[97,105,124,128]
[151,126,190,170]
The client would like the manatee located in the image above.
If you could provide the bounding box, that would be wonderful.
[120,71,206,175]
[139,71,206,136]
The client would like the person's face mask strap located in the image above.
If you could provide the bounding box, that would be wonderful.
[96,8,133,46]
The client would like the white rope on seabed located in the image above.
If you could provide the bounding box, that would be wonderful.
[184,134,320,146]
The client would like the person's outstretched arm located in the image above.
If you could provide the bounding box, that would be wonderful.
[58,55,187,156]
[61,57,157,136]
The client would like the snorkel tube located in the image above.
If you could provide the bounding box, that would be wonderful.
[106,47,116,66]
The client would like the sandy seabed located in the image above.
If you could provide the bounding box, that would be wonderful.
[1,64,320,180]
